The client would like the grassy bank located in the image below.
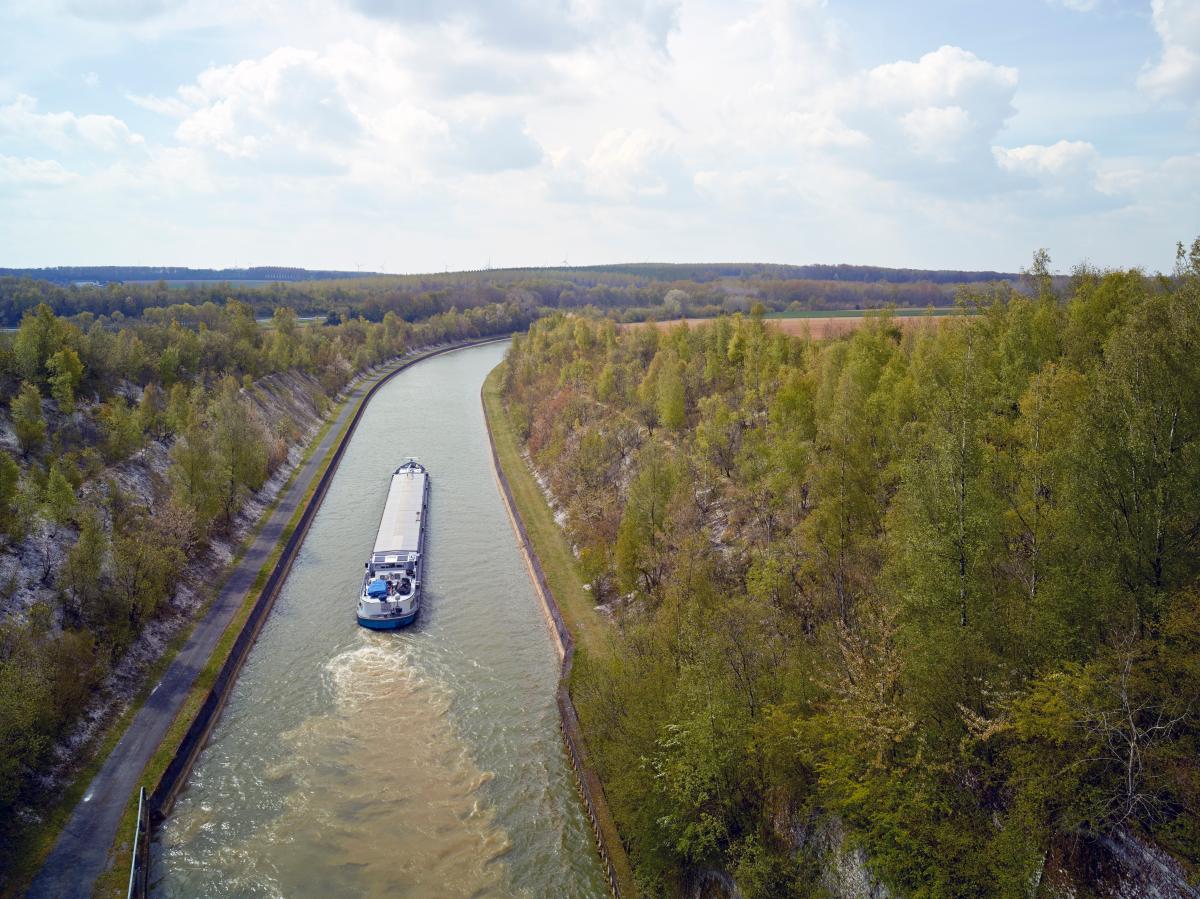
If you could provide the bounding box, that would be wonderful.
[482,365,608,659]
[482,363,636,897]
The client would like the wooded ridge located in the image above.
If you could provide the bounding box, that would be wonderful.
[0,298,531,884]
[498,242,1200,896]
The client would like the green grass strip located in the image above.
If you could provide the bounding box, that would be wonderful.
[482,364,637,898]
[482,366,608,658]
[89,371,370,898]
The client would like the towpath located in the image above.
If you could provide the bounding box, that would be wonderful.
[27,346,453,899]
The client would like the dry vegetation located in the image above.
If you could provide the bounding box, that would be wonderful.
[623,313,955,340]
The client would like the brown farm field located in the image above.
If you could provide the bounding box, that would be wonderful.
[620,312,961,340]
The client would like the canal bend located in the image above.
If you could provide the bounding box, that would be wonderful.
[155,341,608,898]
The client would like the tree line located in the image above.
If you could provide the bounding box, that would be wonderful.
[0,261,1026,328]
[0,297,531,870]
[499,243,1200,896]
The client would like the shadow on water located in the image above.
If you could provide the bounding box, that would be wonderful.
[154,342,608,899]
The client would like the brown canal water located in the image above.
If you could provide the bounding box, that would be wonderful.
[154,342,608,898]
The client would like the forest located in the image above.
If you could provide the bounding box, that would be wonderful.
[0,295,531,870]
[0,261,1027,328]
[499,243,1200,896]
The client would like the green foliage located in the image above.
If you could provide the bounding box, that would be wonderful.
[614,444,680,596]
[45,347,84,412]
[43,464,76,527]
[656,353,687,431]
[112,518,185,631]
[12,304,67,382]
[11,381,46,456]
[99,398,143,461]
[136,383,168,440]
[169,407,223,537]
[0,629,54,810]
[501,254,1200,896]
[209,376,270,528]
[0,453,20,536]
[0,295,529,866]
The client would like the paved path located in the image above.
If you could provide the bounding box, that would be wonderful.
[26,347,457,899]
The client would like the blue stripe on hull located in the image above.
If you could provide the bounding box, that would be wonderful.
[357,610,419,629]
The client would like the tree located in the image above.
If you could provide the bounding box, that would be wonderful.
[615,443,679,595]
[46,347,84,412]
[61,509,111,639]
[112,521,184,629]
[695,395,743,478]
[1069,291,1200,635]
[657,354,687,431]
[208,377,269,528]
[11,303,64,382]
[1023,248,1054,300]
[11,382,46,456]
[44,463,76,527]
[169,418,223,537]
[99,399,144,461]
[137,383,169,441]
[269,306,297,369]
[0,629,53,816]
[0,453,19,536]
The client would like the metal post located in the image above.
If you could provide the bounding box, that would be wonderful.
[126,787,145,899]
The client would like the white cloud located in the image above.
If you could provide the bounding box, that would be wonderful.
[127,92,190,117]
[442,115,542,173]
[0,155,79,186]
[0,95,144,152]
[0,0,1192,271]
[173,47,361,169]
[348,0,681,52]
[990,140,1136,216]
[63,0,186,22]
[1139,0,1200,102]
[993,140,1100,177]
[145,40,546,182]
[828,46,1019,188]
[994,139,1103,201]
[1092,151,1200,200]
[899,105,974,162]
[551,128,694,204]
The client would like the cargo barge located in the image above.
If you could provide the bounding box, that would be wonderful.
[357,459,428,629]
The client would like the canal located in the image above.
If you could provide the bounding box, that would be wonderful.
[155,341,608,898]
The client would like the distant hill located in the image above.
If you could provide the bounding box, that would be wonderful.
[0,261,1033,327]
[0,266,378,286]
[492,262,1021,285]
[0,262,1020,288]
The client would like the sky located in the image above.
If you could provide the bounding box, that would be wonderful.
[0,0,1197,273]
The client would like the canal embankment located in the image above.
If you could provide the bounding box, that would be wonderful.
[155,340,607,898]
[28,338,507,899]
[481,364,638,898]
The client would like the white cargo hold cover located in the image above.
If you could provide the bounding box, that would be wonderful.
[373,469,426,555]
